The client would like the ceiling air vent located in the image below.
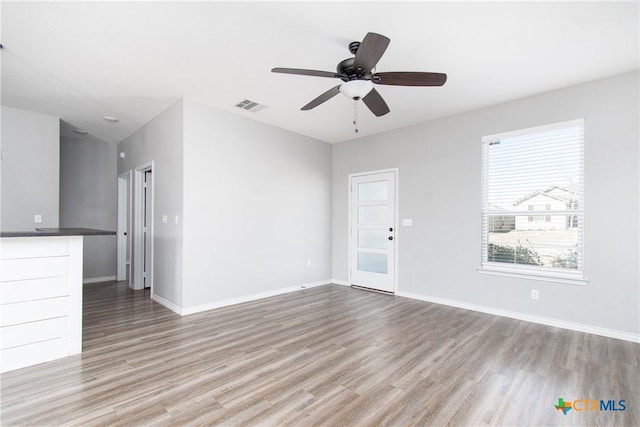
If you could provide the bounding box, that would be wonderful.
[235,99,265,112]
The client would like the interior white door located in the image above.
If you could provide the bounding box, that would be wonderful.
[143,170,153,289]
[132,163,154,291]
[349,171,396,293]
[116,173,130,282]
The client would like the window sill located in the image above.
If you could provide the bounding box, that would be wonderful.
[478,266,588,286]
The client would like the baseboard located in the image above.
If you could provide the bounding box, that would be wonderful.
[396,291,640,343]
[181,279,333,316]
[331,279,350,286]
[151,293,183,315]
[83,275,116,284]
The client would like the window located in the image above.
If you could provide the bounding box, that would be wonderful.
[480,119,584,283]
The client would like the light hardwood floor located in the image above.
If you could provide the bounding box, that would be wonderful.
[1,282,638,426]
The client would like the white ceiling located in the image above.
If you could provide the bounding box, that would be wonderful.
[1,1,638,144]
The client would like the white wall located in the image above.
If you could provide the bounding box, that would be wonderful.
[60,131,117,280]
[332,72,639,336]
[1,106,60,231]
[117,100,184,306]
[182,100,332,309]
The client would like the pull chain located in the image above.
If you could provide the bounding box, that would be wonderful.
[353,100,359,133]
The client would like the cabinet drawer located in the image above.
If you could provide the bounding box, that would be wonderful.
[0,237,70,260]
[1,277,68,304]
[1,317,68,350]
[1,337,69,373]
[1,297,69,327]
[1,257,68,282]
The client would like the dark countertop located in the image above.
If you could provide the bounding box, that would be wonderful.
[1,228,116,238]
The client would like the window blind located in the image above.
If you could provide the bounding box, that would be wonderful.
[481,119,584,278]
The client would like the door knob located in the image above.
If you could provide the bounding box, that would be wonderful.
[389,227,393,232]
[388,236,393,240]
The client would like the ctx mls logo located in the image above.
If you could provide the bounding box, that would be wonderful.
[555,398,572,415]
[554,397,626,415]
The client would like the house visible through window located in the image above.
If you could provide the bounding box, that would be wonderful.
[481,119,584,281]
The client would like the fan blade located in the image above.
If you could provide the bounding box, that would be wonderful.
[373,72,447,86]
[362,88,390,117]
[272,68,342,79]
[353,32,390,72]
[301,85,342,110]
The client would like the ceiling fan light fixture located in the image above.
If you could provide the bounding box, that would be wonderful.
[339,80,373,100]
[272,32,443,117]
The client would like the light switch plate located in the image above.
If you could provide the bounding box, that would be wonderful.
[402,219,413,227]
[162,215,168,224]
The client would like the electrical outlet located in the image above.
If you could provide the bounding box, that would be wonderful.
[531,289,540,300]
[34,214,42,224]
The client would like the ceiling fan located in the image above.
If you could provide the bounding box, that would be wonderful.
[272,32,447,118]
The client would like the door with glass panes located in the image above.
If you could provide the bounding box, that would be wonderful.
[349,170,396,293]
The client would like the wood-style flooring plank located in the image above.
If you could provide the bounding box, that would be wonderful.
[1,281,638,426]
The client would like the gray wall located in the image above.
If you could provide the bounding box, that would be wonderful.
[332,71,639,335]
[1,106,60,231]
[60,131,117,280]
[118,100,184,306]
[182,100,332,308]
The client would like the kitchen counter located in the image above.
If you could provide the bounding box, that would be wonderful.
[0,231,112,372]
[1,228,115,238]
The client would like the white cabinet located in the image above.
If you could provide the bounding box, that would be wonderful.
[0,236,83,373]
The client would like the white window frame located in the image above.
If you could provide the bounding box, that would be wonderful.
[478,119,587,286]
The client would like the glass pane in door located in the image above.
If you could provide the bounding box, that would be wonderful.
[358,205,387,225]
[358,229,387,249]
[358,181,388,201]
[358,252,388,274]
